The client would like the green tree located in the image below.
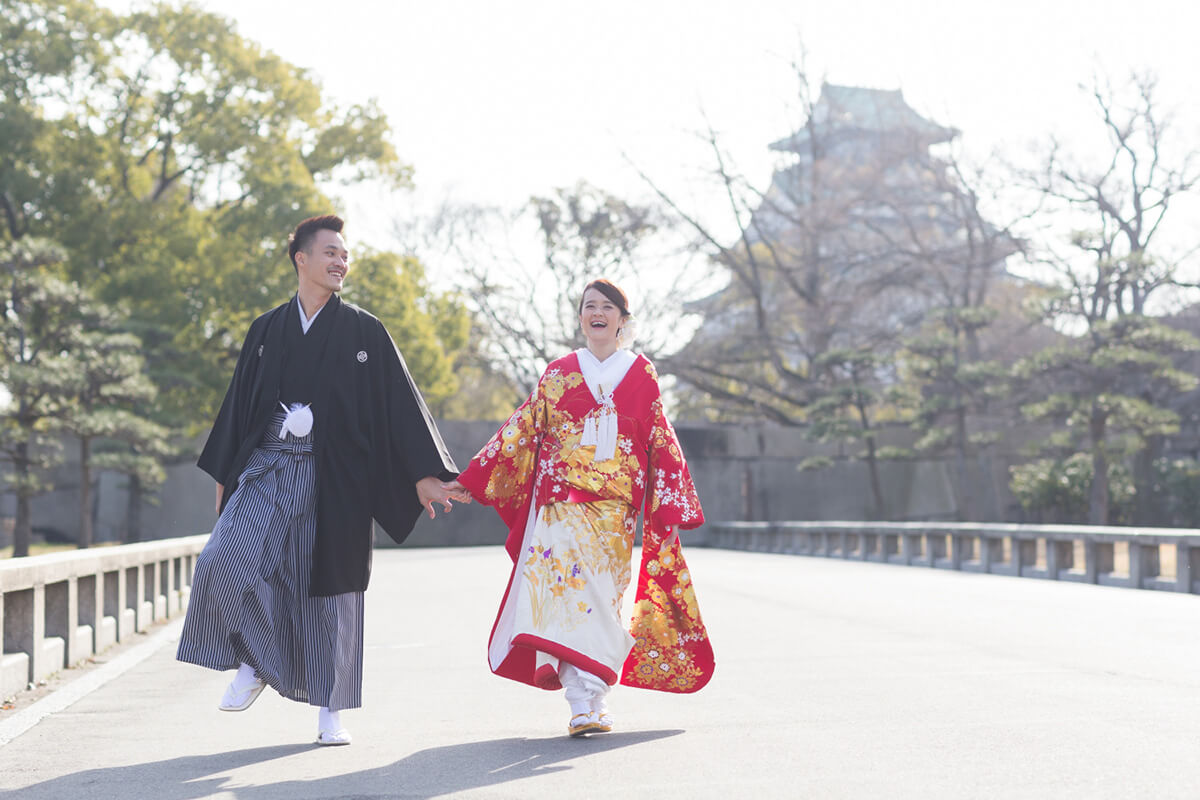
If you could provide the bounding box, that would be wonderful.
[1,0,413,426]
[1009,453,1135,525]
[899,307,1009,520]
[1017,72,1200,524]
[0,240,87,556]
[59,324,169,547]
[1013,316,1197,523]
[0,1,112,242]
[801,348,903,519]
[339,250,470,411]
[93,415,172,544]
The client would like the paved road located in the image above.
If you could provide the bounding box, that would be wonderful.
[2,546,1200,799]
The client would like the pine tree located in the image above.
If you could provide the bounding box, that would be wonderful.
[59,324,170,547]
[0,240,87,556]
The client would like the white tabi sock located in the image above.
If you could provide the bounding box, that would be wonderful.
[319,706,342,732]
[231,662,259,691]
[560,663,609,716]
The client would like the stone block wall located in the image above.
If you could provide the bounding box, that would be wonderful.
[1,420,1030,547]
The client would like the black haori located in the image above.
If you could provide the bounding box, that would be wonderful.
[177,411,364,710]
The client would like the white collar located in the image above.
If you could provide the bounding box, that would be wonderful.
[297,300,324,334]
[575,348,636,402]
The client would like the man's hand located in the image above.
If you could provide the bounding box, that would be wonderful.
[416,476,469,519]
[215,482,225,514]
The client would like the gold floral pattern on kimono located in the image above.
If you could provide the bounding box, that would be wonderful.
[521,501,636,633]
[471,367,584,523]
[458,351,714,693]
[460,353,704,540]
[620,522,714,693]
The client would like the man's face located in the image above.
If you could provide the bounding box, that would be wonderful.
[295,228,349,295]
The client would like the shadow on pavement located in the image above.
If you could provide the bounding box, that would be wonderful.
[13,729,684,799]
[9,744,313,800]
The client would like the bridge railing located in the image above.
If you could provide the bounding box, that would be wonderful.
[705,521,1200,594]
[0,535,209,699]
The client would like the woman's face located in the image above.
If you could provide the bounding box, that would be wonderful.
[579,288,624,347]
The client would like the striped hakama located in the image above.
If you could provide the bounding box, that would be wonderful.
[177,411,364,710]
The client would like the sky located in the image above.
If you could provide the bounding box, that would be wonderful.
[108,0,1200,253]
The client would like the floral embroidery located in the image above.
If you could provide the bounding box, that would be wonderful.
[617,509,713,693]
[464,354,701,535]
[522,502,635,633]
[458,352,712,694]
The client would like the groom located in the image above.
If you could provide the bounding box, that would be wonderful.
[177,214,465,745]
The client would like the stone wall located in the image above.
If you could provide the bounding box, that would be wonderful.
[1,420,1030,548]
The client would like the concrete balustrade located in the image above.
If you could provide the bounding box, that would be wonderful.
[705,521,1200,594]
[0,535,209,699]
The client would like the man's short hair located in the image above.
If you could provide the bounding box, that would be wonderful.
[288,215,344,271]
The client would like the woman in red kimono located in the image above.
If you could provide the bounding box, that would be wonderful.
[448,279,714,737]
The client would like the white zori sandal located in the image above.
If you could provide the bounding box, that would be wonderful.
[218,679,265,712]
[568,712,601,737]
[316,707,351,746]
[592,711,613,733]
[589,696,613,733]
[316,728,353,746]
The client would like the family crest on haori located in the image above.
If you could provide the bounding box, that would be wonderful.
[177,215,467,747]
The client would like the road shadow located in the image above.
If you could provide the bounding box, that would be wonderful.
[10,729,683,799]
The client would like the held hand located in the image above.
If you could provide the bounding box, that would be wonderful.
[658,526,679,554]
[443,479,473,504]
[416,476,461,519]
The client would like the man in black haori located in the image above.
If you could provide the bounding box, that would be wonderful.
[177,215,465,746]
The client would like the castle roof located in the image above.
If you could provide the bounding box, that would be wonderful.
[769,83,957,153]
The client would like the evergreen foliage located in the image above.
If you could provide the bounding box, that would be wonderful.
[0,240,88,556]
[0,0,475,551]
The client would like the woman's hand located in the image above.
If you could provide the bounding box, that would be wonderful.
[443,479,473,504]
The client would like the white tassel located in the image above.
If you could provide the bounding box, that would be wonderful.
[278,402,313,439]
[595,409,617,461]
[581,417,599,447]
[584,384,619,462]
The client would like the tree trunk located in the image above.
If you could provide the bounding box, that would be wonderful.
[124,473,143,543]
[1132,435,1165,526]
[13,441,32,557]
[78,436,93,548]
[1088,406,1109,525]
[14,493,32,557]
[863,434,885,520]
[953,402,974,521]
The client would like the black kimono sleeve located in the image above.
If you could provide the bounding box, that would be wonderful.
[197,316,267,489]
[368,318,458,543]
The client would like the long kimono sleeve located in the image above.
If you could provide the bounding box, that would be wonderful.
[457,379,546,559]
[621,392,714,694]
[370,319,458,544]
[643,396,705,545]
[197,318,263,488]
[381,321,457,484]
